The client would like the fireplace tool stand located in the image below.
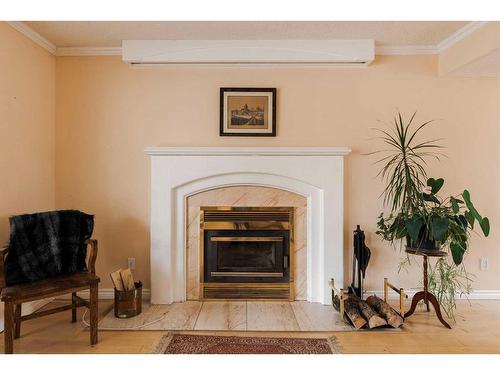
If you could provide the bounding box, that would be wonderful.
[348,225,371,298]
[404,247,451,329]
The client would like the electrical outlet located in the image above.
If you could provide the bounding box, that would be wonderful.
[127,257,136,270]
[480,257,489,271]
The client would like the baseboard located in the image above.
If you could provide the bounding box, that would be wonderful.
[56,288,151,301]
[55,288,500,301]
[366,289,500,300]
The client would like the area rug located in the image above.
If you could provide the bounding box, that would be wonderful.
[152,333,342,354]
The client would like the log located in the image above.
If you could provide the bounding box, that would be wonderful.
[366,295,404,328]
[357,299,388,328]
[344,296,367,330]
[110,269,124,291]
[120,268,135,291]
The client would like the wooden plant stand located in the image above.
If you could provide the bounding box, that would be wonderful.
[404,247,452,329]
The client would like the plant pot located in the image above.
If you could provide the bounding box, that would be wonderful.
[406,233,440,252]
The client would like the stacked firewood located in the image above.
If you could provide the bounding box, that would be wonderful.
[341,294,404,329]
[110,268,136,291]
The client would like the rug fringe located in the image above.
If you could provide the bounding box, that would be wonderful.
[327,335,343,354]
[152,332,174,354]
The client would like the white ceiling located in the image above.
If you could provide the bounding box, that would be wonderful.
[25,21,468,48]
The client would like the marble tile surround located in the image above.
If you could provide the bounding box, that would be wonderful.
[186,186,307,300]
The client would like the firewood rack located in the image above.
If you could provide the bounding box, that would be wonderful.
[329,279,347,320]
[329,278,407,322]
[383,277,407,317]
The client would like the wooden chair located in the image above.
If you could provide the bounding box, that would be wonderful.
[0,239,100,354]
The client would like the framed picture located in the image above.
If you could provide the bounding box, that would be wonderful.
[220,88,276,137]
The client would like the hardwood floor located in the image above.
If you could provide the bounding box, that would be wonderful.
[1,299,499,354]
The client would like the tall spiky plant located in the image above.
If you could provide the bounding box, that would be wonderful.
[371,112,443,216]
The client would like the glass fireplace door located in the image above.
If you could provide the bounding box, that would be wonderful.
[204,230,290,283]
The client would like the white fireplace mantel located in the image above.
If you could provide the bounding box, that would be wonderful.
[145,147,352,156]
[145,146,351,305]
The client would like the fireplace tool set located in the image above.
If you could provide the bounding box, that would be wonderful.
[348,225,371,298]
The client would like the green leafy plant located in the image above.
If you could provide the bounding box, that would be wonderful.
[427,258,474,319]
[376,181,490,264]
[371,112,490,318]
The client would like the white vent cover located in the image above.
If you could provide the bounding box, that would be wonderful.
[122,40,374,67]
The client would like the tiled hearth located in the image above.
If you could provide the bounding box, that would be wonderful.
[98,301,351,332]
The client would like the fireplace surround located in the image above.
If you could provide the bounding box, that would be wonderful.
[145,147,351,304]
[186,186,307,300]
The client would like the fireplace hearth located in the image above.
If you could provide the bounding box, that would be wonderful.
[200,207,294,300]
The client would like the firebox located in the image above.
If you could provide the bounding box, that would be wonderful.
[200,207,294,300]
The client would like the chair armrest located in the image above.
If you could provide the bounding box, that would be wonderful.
[85,239,98,275]
[0,244,8,289]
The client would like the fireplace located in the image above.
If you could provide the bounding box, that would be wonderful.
[146,146,350,304]
[200,207,294,300]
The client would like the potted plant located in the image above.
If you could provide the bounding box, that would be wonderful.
[372,112,490,318]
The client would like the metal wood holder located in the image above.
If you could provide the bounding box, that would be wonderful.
[114,281,143,319]
[384,277,407,317]
[330,278,406,322]
[329,278,347,320]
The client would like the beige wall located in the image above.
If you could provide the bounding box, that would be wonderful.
[55,54,500,293]
[1,20,499,295]
[0,22,55,330]
[0,23,55,244]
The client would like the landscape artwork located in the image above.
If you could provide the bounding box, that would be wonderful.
[220,88,276,136]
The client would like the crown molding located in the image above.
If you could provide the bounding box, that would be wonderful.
[56,46,122,56]
[437,21,489,52]
[375,22,490,56]
[376,45,438,55]
[57,45,439,57]
[7,21,490,58]
[7,21,57,55]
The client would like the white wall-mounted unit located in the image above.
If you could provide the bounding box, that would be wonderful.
[122,40,375,67]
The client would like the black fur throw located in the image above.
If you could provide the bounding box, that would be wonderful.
[5,210,94,286]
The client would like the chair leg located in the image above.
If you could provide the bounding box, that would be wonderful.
[14,304,22,339]
[89,283,98,346]
[71,292,77,323]
[4,301,14,354]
